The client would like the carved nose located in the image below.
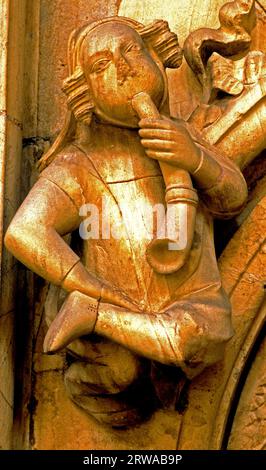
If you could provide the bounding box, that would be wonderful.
[116,54,133,86]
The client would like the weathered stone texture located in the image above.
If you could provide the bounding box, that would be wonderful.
[0,0,27,450]
[1,0,265,451]
[228,336,266,450]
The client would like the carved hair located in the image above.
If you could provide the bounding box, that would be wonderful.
[38,16,182,171]
[62,65,94,125]
[139,20,182,68]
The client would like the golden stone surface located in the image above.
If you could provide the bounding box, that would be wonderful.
[0,0,265,450]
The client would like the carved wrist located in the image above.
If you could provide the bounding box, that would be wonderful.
[61,260,103,300]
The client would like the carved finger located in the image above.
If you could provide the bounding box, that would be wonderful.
[139,129,177,140]
[139,118,174,130]
[141,139,175,152]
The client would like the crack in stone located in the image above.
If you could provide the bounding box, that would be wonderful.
[0,309,14,320]
[256,1,266,14]
[0,109,23,130]
[0,388,13,409]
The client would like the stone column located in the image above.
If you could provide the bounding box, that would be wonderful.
[0,0,27,450]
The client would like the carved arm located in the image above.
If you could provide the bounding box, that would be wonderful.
[4,177,135,309]
[44,282,233,379]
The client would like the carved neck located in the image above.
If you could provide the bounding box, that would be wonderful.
[76,118,145,154]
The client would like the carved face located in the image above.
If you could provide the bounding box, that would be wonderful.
[80,22,165,127]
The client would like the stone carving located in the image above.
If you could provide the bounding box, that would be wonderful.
[228,336,266,450]
[4,0,265,429]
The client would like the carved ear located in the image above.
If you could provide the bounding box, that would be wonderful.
[62,66,94,125]
[138,20,183,69]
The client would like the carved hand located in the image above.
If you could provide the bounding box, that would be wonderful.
[139,117,201,174]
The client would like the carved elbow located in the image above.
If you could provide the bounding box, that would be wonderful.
[206,181,248,219]
[229,178,248,214]
[4,221,22,255]
[172,315,233,379]
[177,332,228,379]
[4,219,32,260]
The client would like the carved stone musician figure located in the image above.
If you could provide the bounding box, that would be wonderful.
[5,16,248,426]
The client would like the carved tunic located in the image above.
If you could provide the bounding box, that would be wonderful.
[38,122,247,375]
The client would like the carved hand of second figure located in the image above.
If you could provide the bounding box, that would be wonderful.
[138,117,201,174]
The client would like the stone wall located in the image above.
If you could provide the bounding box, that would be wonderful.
[0,0,265,450]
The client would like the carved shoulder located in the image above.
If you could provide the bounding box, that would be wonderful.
[40,143,99,210]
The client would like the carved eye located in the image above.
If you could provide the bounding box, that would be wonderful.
[91,59,111,74]
[124,43,142,53]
